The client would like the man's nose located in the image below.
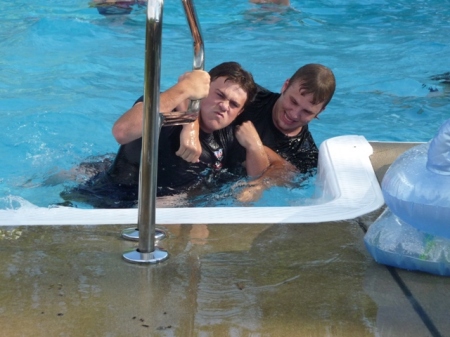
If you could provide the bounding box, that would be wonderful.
[292,107,303,119]
[219,101,229,111]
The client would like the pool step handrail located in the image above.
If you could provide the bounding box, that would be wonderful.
[181,0,205,114]
[122,0,169,264]
[160,0,205,126]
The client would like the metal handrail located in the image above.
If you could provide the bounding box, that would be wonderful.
[123,0,204,263]
[137,0,162,255]
[182,0,205,112]
[160,0,205,126]
[123,0,168,264]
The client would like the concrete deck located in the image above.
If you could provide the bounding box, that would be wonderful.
[1,142,449,337]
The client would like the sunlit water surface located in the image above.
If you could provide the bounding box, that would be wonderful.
[1,0,449,208]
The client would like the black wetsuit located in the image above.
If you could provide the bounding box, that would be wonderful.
[61,123,236,208]
[108,125,236,194]
[232,85,318,174]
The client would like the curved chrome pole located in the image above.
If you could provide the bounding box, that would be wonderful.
[123,0,168,264]
[160,0,205,126]
[182,0,205,111]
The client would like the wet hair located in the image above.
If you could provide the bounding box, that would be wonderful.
[287,64,336,109]
[208,62,257,109]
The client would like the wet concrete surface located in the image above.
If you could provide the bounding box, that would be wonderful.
[1,217,449,337]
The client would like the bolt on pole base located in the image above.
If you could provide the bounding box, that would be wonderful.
[122,247,169,264]
[121,227,166,241]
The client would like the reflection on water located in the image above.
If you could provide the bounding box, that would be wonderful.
[0,228,23,240]
[191,223,379,335]
[186,170,317,208]
[3,220,450,335]
[0,222,380,336]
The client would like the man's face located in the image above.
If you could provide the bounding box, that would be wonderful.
[272,79,325,136]
[199,77,247,133]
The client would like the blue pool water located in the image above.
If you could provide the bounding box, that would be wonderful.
[1,0,449,209]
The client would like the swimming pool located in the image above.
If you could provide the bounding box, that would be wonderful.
[1,0,449,209]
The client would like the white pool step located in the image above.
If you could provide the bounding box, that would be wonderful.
[0,135,384,226]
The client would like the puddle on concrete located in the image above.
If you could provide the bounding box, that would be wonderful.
[0,222,443,336]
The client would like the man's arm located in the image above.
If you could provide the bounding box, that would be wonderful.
[237,146,298,203]
[176,84,268,164]
[235,121,270,177]
[112,70,210,145]
[176,120,202,163]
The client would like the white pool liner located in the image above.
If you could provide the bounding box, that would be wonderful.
[0,135,384,226]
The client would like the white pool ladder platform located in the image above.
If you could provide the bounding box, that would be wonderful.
[0,135,384,226]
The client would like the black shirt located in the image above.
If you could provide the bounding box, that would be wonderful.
[61,123,237,208]
[233,85,318,174]
[106,125,236,195]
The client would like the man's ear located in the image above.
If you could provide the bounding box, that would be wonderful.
[281,79,290,93]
